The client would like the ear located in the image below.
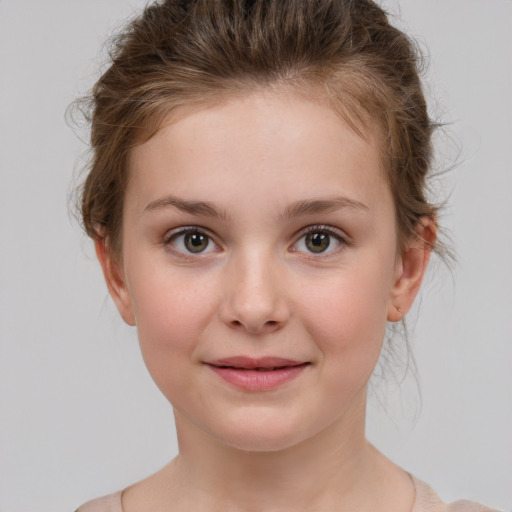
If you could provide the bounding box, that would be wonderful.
[94,238,136,326]
[387,218,436,322]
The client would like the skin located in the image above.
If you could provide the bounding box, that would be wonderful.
[96,89,434,512]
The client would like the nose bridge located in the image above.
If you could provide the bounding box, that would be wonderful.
[221,243,288,333]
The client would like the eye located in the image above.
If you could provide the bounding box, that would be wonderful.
[165,228,218,255]
[291,226,345,255]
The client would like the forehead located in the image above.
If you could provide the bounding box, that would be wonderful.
[126,90,390,218]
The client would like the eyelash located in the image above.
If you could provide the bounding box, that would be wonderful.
[291,225,348,258]
[163,226,221,260]
[162,225,348,259]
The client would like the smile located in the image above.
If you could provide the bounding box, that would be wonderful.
[205,357,310,391]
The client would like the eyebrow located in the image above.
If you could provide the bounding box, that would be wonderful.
[144,195,229,220]
[143,194,368,220]
[280,196,369,220]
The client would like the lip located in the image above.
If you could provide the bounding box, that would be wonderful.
[205,356,310,391]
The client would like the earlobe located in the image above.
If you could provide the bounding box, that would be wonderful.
[387,219,436,322]
[94,239,136,326]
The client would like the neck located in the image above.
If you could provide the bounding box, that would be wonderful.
[150,392,412,512]
[123,390,415,512]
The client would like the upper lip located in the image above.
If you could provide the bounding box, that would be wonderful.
[206,356,307,369]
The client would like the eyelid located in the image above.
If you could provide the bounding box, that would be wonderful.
[161,224,349,259]
[299,224,346,237]
[290,224,349,256]
[163,226,222,257]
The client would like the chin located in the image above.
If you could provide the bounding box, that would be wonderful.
[218,430,305,453]
[206,410,317,453]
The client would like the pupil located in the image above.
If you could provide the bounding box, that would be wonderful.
[185,232,208,252]
[306,233,330,253]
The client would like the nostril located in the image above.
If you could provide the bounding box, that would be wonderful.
[228,318,280,332]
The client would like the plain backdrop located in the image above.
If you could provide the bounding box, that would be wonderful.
[0,1,511,511]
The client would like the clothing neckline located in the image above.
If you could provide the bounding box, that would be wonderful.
[410,475,446,512]
[112,474,442,512]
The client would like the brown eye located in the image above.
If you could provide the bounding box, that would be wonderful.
[292,226,345,256]
[167,229,217,255]
[305,232,330,253]
[184,232,209,253]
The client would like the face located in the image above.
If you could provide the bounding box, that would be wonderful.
[98,90,429,452]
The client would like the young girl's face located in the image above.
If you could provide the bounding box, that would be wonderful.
[100,90,424,452]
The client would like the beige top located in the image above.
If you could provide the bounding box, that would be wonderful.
[75,476,501,512]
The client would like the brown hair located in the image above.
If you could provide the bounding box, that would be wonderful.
[78,0,440,258]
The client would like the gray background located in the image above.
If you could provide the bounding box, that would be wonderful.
[0,1,511,510]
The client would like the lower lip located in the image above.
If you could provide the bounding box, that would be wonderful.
[207,363,309,391]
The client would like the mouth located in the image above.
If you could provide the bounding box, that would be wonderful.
[205,357,310,391]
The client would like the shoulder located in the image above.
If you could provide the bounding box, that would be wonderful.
[74,490,123,512]
[446,501,502,512]
[412,476,501,512]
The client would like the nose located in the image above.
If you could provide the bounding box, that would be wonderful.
[219,250,290,334]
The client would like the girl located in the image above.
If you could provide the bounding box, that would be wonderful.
[74,1,499,511]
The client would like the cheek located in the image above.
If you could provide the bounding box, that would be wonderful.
[127,267,219,389]
[301,265,392,375]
